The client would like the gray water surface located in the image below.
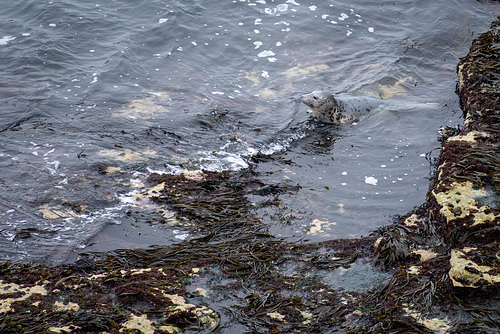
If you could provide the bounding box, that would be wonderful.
[1,0,498,262]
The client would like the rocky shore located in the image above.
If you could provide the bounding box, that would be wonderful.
[1,17,499,334]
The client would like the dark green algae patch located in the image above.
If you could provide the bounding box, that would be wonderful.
[2,18,500,334]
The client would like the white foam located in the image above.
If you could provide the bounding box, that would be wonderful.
[199,151,249,171]
[118,189,140,205]
[258,50,275,57]
[338,13,349,21]
[0,36,16,45]
[44,148,55,156]
[277,4,289,11]
[365,176,378,185]
[174,233,188,240]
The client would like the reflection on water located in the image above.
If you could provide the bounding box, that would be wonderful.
[0,0,499,262]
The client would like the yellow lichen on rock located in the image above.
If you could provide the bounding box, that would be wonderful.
[120,314,157,334]
[48,326,81,333]
[53,301,80,312]
[373,236,384,249]
[403,214,421,227]
[447,131,490,143]
[431,181,498,225]
[127,268,152,276]
[449,248,500,288]
[157,324,184,334]
[267,312,285,321]
[402,304,451,334]
[434,162,448,182]
[0,281,48,313]
[413,249,438,262]
[162,293,218,329]
[408,266,420,275]
[300,310,314,325]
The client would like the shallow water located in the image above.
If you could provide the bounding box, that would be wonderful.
[0,0,498,262]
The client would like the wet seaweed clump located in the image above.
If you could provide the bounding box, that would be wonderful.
[0,262,219,333]
[146,169,295,231]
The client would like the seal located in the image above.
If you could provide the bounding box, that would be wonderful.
[301,90,439,125]
[301,90,366,124]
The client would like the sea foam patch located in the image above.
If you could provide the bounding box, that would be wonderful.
[0,36,16,45]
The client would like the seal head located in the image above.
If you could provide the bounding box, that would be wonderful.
[301,90,357,124]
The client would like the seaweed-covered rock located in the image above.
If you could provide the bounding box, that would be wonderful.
[426,17,500,292]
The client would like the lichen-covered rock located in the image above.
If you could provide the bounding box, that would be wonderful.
[449,246,500,288]
[431,180,499,226]
[426,17,500,295]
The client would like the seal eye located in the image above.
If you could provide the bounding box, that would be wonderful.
[313,96,318,100]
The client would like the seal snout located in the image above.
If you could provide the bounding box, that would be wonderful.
[300,94,308,105]
[300,91,317,108]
